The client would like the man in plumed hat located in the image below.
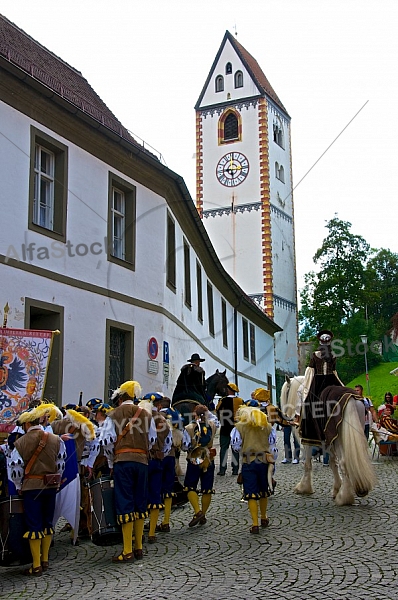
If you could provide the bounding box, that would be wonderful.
[172,353,207,405]
[9,404,66,576]
[99,381,157,562]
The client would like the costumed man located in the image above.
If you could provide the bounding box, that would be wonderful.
[52,407,96,542]
[172,353,207,406]
[230,404,273,534]
[216,382,244,476]
[140,393,172,544]
[9,403,66,576]
[100,380,157,562]
[293,330,344,446]
[83,403,112,480]
[158,396,185,526]
[182,404,218,527]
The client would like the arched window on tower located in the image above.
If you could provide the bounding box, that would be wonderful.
[273,118,284,148]
[224,112,239,141]
[275,162,285,183]
[215,75,224,92]
[234,70,243,88]
[226,62,232,75]
[218,109,242,144]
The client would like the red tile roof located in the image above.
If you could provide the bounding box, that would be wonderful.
[0,14,158,157]
[231,33,288,115]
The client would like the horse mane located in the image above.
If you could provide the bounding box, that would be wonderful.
[280,376,304,418]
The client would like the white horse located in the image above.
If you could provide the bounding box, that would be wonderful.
[280,376,376,506]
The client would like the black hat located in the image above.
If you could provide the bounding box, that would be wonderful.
[187,353,205,363]
[317,330,334,344]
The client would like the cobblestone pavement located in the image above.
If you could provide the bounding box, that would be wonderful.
[1,431,397,600]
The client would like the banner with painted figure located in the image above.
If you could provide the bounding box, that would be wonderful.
[0,327,55,425]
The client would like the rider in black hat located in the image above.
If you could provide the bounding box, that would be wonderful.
[172,353,207,405]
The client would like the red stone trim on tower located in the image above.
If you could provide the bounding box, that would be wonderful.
[196,111,203,217]
[258,97,273,318]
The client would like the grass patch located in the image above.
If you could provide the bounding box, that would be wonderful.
[346,361,398,408]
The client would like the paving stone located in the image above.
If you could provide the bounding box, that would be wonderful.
[1,431,397,599]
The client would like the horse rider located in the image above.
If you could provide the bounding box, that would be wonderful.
[293,329,344,445]
[172,353,207,405]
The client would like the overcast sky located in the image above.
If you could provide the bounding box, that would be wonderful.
[2,0,397,294]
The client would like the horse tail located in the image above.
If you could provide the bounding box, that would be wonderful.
[340,398,376,496]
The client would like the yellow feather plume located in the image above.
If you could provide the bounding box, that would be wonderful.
[17,402,63,424]
[119,380,142,399]
[66,409,96,440]
[235,406,269,428]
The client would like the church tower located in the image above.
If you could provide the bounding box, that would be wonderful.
[195,31,298,379]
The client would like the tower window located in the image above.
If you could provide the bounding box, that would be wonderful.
[275,162,285,183]
[224,112,239,141]
[226,62,232,75]
[273,120,284,148]
[234,70,243,88]
[215,75,224,92]
[218,109,242,144]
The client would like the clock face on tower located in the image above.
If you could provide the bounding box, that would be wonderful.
[216,152,250,187]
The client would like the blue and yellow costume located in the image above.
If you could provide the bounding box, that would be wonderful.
[182,405,218,527]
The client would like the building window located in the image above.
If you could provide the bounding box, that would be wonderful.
[234,70,243,88]
[215,75,224,92]
[207,282,215,337]
[224,113,239,140]
[273,119,284,148]
[184,239,191,309]
[219,109,242,144]
[29,127,68,241]
[107,173,136,269]
[275,162,285,183]
[242,317,249,361]
[226,62,232,75]
[250,323,256,364]
[166,212,176,291]
[112,186,125,260]
[105,320,134,402]
[197,261,203,323]
[222,299,228,348]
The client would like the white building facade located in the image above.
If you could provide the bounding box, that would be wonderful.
[0,16,280,410]
[195,31,299,385]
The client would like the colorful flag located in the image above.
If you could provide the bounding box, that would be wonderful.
[0,328,55,424]
[53,438,80,544]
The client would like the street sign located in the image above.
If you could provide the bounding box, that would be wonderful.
[163,341,169,364]
[147,337,158,360]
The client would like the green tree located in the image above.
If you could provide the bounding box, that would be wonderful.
[299,217,370,334]
[364,249,398,338]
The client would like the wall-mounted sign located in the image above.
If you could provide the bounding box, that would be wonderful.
[163,341,169,364]
[147,337,158,360]
[147,360,159,375]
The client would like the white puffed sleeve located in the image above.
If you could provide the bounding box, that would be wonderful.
[230,427,242,453]
[9,448,25,491]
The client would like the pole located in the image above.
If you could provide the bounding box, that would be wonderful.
[364,346,371,397]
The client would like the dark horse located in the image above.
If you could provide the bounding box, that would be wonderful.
[172,369,229,426]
